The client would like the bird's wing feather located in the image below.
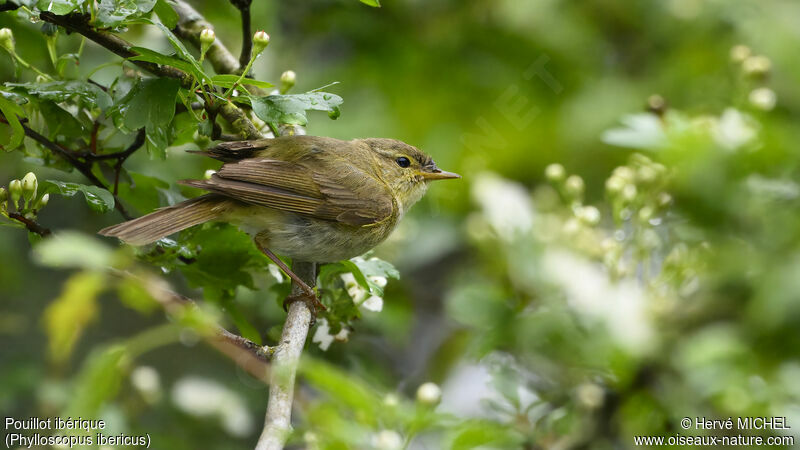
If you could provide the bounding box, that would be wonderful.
[179,158,393,226]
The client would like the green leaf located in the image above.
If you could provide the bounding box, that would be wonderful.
[301,358,379,419]
[34,231,114,269]
[95,0,157,27]
[6,80,113,111]
[359,0,381,6]
[127,46,196,74]
[153,0,178,29]
[42,271,105,364]
[251,92,343,126]
[449,421,524,450]
[0,94,25,150]
[210,74,273,90]
[119,78,180,130]
[43,180,116,213]
[37,0,79,15]
[39,100,86,140]
[146,19,211,83]
[64,345,128,416]
[116,171,170,214]
[178,223,269,293]
[114,78,180,158]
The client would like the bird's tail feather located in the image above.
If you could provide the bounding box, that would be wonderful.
[99,194,233,245]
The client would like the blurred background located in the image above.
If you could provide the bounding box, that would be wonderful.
[2,0,800,448]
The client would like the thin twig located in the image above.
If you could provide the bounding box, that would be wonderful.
[8,212,52,237]
[39,12,191,86]
[256,261,315,450]
[38,9,260,138]
[230,0,254,70]
[110,269,272,373]
[0,2,20,12]
[172,0,241,75]
[17,122,133,220]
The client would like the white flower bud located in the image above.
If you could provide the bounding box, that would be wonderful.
[9,179,21,208]
[368,275,387,288]
[729,45,751,64]
[637,165,658,184]
[576,383,604,409]
[748,87,776,111]
[613,166,635,181]
[383,393,400,407]
[605,175,625,194]
[544,163,565,182]
[577,205,601,226]
[21,172,37,203]
[621,184,637,201]
[280,70,296,94]
[565,175,584,199]
[35,193,49,209]
[252,31,270,55]
[372,430,403,450]
[131,366,161,403]
[203,169,216,180]
[0,28,14,52]
[416,382,442,405]
[742,55,771,78]
[199,28,216,46]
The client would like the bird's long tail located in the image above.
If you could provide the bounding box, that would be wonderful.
[99,194,234,245]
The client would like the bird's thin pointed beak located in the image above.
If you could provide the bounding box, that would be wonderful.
[422,168,461,180]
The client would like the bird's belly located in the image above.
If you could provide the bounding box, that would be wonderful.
[226,206,395,262]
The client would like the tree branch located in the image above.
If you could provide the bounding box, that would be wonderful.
[110,269,272,379]
[172,0,241,75]
[39,11,191,85]
[17,122,133,220]
[8,212,52,237]
[256,261,315,450]
[38,9,262,138]
[230,0,254,70]
[0,2,20,12]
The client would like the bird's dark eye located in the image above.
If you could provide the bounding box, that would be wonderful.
[396,157,411,168]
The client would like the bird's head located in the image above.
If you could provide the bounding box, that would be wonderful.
[360,138,460,211]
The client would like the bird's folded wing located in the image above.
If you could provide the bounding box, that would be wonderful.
[178,158,393,226]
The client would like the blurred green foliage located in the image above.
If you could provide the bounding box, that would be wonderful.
[2,0,800,449]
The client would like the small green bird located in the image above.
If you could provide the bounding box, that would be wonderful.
[99,135,459,309]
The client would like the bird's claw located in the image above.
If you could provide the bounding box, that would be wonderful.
[283,290,326,326]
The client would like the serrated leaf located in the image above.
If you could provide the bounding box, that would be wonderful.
[95,0,157,27]
[43,180,116,213]
[119,78,180,131]
[42,271,105,364]
[6,80,113,111]
[37,0,79,15]
[251,92,343,126]
[153,0,178,28]
[146,19,211,84]
[39,100,85,140]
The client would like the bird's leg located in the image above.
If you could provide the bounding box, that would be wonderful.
[254,240,326,324]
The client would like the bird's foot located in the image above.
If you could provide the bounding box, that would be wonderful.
[283,291,326,326]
